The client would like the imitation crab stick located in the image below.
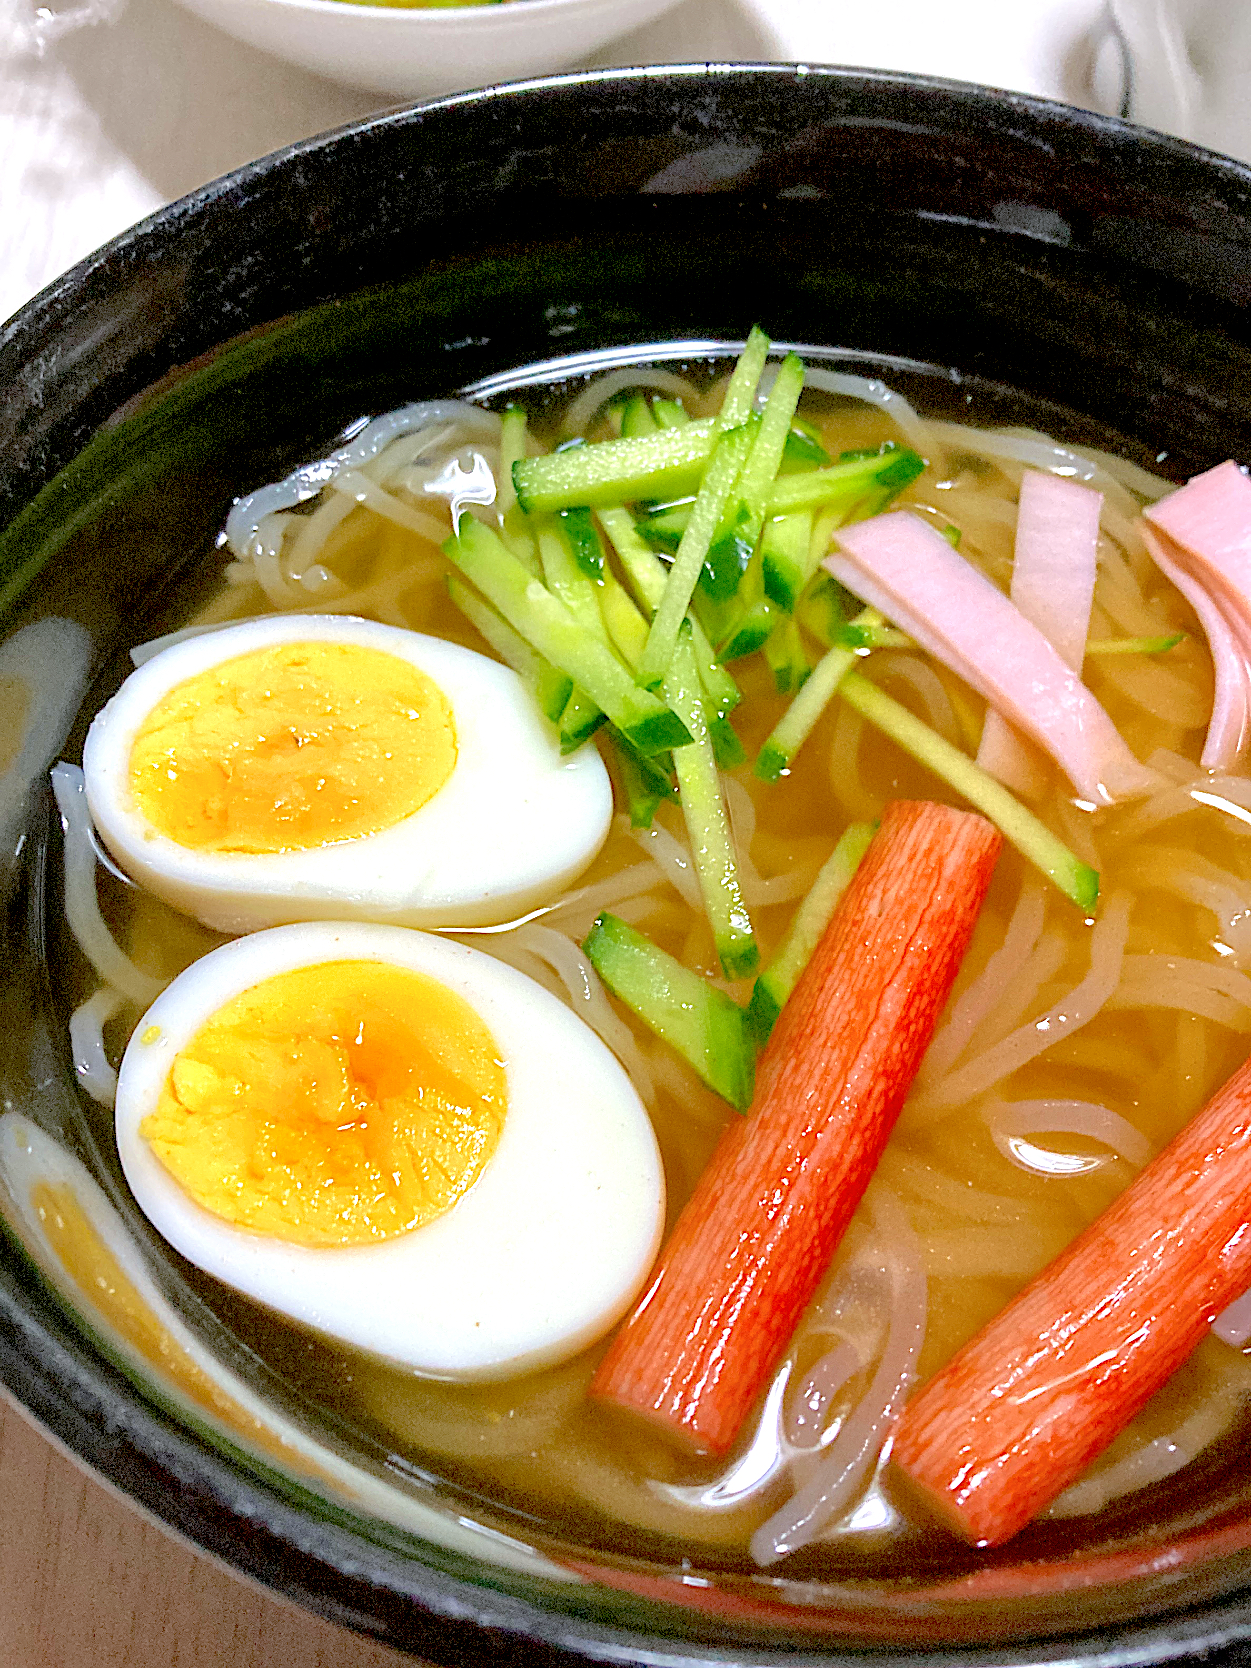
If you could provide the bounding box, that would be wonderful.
[890,1050,1251,1547]
[590,799,1002,1456]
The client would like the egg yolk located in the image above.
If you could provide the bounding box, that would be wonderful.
[141,960,507,1247]
[129,641,456,852]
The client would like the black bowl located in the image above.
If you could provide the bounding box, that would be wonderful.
[3,63,1251,1668]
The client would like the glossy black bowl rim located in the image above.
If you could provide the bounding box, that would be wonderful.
[4,60,1251,1667]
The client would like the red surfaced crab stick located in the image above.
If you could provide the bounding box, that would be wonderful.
[890,1049,1251,1546]
[590,799,1002,1456]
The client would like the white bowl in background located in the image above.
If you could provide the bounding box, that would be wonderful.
[168,0,690,97]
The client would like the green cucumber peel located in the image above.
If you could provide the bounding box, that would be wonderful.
[708,714,747,769]
[636,502,692,554]
[607,729,676,826]
[779,422,831,472]
[559,689,607,753]
[754,616,869,781]
[838,670,1099,909]
[765,447,925,515]
[496,406,528,520]
[761,511,815,610]
[445,574,571,723]
[746,820,876,1042]
[1086,632,1186,656]
[636,423,755,690]
[662,624,759,978]
[838,620,912,650]
[512,419,717,513]
[583,913,756,1111]
[558,506,606,577]
[763,612,809,695]
[704,353,806,603]
[443,516,690,755]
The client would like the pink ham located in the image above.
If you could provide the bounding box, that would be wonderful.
[977,471,1103,798]
[1144,462,1251,771]
[826,512,1156,806]
[1141,526,1251,769]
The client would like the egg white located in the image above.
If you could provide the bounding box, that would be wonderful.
[82,614,612,932]
[114,921,665,1380]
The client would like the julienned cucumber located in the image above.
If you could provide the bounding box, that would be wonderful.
[765,447,925,515]
[636,424,756,690]
[513,420,717,513]
[445,575,571,723]
[838,671,1100,909]
[443,515,691,756]
[746,821,875,1041]
[663,624,759,978]
[755,605,883,780]
[584,913,756,1111]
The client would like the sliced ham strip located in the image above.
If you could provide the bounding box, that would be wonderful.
[1141,526,1250,770]
[827,512,1156,806]
[977,471,1103,798]
[1143,462,1251,771]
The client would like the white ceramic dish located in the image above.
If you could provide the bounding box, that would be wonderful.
[168,0,689,97]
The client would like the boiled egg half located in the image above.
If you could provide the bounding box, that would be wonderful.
[83,614,611,933]
[114,920,665,1378]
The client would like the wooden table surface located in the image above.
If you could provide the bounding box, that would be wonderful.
[0,1390,423,1668]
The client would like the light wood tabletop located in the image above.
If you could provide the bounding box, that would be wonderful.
[0,1390,424,1668]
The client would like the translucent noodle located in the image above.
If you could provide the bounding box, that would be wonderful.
[752,1188,926,1562]
[910,894,1133,1114]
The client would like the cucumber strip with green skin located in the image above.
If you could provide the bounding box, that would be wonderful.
[779,422,830,472]
[620,395,658,439]
[838,620,912,650]
[709,713,747,769]
[559,506,606,577]
[796,571,852,647]
[1086,632,1186,655]
[662,625,759,977]
[652,398,689,430]
[443,516,691,754]
[755,623,867,781]
[583,913,756,1111]
[838,670,1099,909]
[761,510,815,609]
[512,419,717,512]
[763,612,810,694]
[766,448,925,515]
[599,568,650,666]
[497,406,528,519]
[559,688,607,753]
[597,507,739,716]
[705,354,806,601]
[445,575,572,723]
[599,506,668,611]
[637,424,756,690]
[746,820,875,1041]
[606,729,676,826]
[717,326,770,431]
[636,502,692,554]
[538,526,612,642]
[691,624,740,718]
